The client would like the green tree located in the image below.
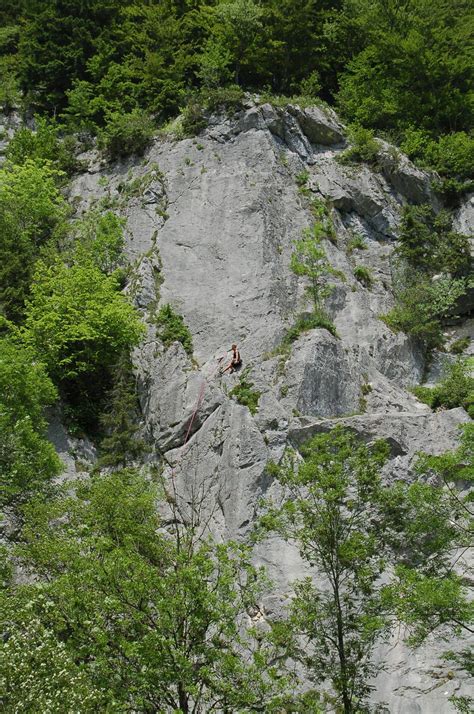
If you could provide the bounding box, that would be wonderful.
[0,336,61,507]
[412,358,474,415]
[383,204,472,349]
[17,0,130,113]
[8,470,289,712]
[389,424,474,710]
[199,0,264,86]
[395,205,471,278]
[262,427,464,713]
[337,0,473,136]
[290,225,340,308]
[383,275,468,349]
[155,303,193,355]
[98,108,155,160]
[23,254,144,430]
[5,116,79,177]
[98,353,146,468]
[72,209,125,274]
[0,159,68,321]
[0,613,107,712]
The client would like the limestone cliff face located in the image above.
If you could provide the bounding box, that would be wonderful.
[67,101,473,712]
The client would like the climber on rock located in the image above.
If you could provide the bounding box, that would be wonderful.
[221,344,242,374]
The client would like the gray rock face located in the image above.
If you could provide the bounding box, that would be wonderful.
[285,329,361,417]
[377,140,437,206]
[66,103,473,712]
[288,104,345,146]
[454,192,474,237]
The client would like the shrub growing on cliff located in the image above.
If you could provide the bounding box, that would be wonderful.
[284,311,338,342]
[338,125,380,166]
[401,129,474,198]
[382,275,467,349]
[229,371,261,414]
[395,205,471,278]
[290,226,340,339]
[353,264,374,288]
[291,228,340,308]
[98,109,154,160]
[384,205,472,349]
[412,359,474,416]
[155,303,193,355]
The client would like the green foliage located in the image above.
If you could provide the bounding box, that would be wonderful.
[299,70,322,98]
[23,252,144,431]
[0,336,61,507]
[450,336,470,354]
[0,56,19,112]
[5,470,289,711]
[338,125,380,165]
[0,336,57,430]
[346,233,367,254]
[382,276,468,348]
[229,371,261,414]
[412,359,474,415]
[337,0,473,138]
[388,424,474,647]
[181,86,245,137]
[290,226,340,308]
[155,303,193,355]
[284,310,338,342]
[389,566,472,645]
[0,159,68,321]
[5,117,79,177]
[353,264,374,288]
[72,210,125,274]
[24,256,143,383]
[199,0,264,86]
[261,426,463,713]
[98,109,155,160]
[0,614,106,711]
[295,169,309,187]
[17,1,127,114]
[98,353,146,468]
[384,205,472,349]
[181,98,208,137]
[401,128,474,197]
[395,205,471,278]
[4,0,471,189]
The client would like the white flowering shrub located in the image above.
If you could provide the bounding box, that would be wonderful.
[0,615,106,712]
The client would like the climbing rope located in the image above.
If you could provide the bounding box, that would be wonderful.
[170,356,225,474]
[182,379,207,452]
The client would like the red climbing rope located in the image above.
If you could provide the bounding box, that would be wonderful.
[171,356,224,473]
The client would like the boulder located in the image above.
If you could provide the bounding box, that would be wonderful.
[288,103,345,145]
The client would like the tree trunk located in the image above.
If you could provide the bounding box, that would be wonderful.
[178,683,189,713]
[334,582,352,714]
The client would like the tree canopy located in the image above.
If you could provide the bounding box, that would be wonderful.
[1,0,471,177]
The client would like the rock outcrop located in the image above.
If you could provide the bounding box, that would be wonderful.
[66,100,473,712]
